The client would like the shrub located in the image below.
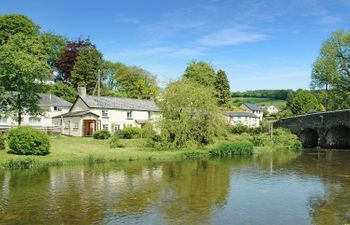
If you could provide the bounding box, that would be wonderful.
[0,133,5,150]
[139,122,156,138]
[2,158,37,169]
[93,130,111,139]
[7,126,50,155]
[273,128,302,151]
[209,141,254,157]
[119,127,142,139]
[109,135,120,148]
[229,125,250,134]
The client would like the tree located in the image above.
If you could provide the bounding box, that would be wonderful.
[159,79,226,148]
[0,33,50,125]
[49,82,77,103]
[103,61,129,90]
[291,91,319,115]
[70,46,104,94]
[114,66,160,99]
[40,32,67,69]
[56,39,94,83]
[215,70,231,107]
[183,61,216,87]
[0,14,40,45]
[311,30,350,110]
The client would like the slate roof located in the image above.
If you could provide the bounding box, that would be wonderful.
[241,103,261,111]
[80,95,159,111]
[52,110,99,118]
[223,111,259,119]
[38,94,72,107]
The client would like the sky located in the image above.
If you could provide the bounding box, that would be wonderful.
[1,0,350,91]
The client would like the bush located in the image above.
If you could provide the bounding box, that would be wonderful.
[109,135,120,148]
[139,123,156,138]
[7,126,50,155]
[93,130,111,139]
[229,125,250,134]
[209,141,254,157]
[119,127,141,139]
[273,128,302,151]
[2,158,37,169]
[0,133,5,150]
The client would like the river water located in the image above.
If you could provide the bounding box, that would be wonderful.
[0,151,349,225]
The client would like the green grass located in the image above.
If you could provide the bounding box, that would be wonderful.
[232,97,287,107]
[0,136,209,169]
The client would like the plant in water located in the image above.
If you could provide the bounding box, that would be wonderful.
[3,158,37,169]
[209,141,254,157]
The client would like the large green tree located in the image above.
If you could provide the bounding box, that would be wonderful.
[70,46,104,94]
[0,33,50,125]
[311,30,350,110]
[114,66,160,99]
[160,79,226,148]
[49,82,77,103]
[291,91,319,115]
[0,14,40,45]
[183,61,216,87]
[40,32,67,69]
[215,69,231,107]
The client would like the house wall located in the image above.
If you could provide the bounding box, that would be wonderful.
[70,98,89,112]
[0,106,70,129]
[53,114,98,137]
[225,115,260,128]
[241,105,263,121]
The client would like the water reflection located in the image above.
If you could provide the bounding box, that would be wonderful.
[0,151,349,225]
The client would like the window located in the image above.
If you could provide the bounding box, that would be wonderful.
[114,124,121,132]
[53,121,59,127]
[148,111,152,120]
[102,110,108,118]
[29,117,41,124]
[0,116,7,124]
[53,106,62,112]
[127,124,132,127]
[74,122,79,129]
[64,122,69,129]
[103,124,109,130]
[127,111,133,119]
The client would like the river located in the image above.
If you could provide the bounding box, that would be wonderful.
[0,150,349,225]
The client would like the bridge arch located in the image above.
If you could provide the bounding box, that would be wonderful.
[299,128,319,148]
[324,125,350,149]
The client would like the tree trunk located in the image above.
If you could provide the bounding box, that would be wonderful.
[17,94,22,126]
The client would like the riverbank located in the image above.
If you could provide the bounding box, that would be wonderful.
[0,130,302,169]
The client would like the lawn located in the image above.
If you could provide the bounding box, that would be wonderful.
[232,97,287,107]
[0,136,197,168]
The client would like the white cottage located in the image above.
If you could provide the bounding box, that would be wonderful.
[240,103,263,121]
[223,111,260,128]
[52,87,159,136]
[0,94,72,130]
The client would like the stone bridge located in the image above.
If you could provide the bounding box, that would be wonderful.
[274,110,350,149]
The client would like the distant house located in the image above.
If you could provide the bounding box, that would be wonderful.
[52,87,159,136]
[261,105,280,115]
[0,94,72,130]
[240,103,263,121]
[223,111,260,128]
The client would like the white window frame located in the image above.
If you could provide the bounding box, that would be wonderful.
[0,116,7,124]
[102,110,108,118]
[29,117,41,125]
[127,111,133,120]
[74,122,79,129]
[103,124,109,130]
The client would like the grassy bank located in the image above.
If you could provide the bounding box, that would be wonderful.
[0,129,301,169]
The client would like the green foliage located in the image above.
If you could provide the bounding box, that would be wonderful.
[0,33,50,124]
[229,125,250,134]
[2,158,37,169]
[233,89,294,100]
[139,122,156,138]
[272,128,302,151]
[109,135,120,148]
[311,30,350,110]
[40,32,67,68]
[160,79,227,148]
[215,69,231,107]
[7,126,50,155]
[291,90,319,115]
[111,65,160,99]
[209,142,254,157]
[183,60,216,87]
[0,14,40,45]
[119,127,142,139]
[49,81,77,103]
[70,46,104,94]
[0,133,5,150]
[232,97,287,107]
[277,109,294,119]
[93,130,111,140]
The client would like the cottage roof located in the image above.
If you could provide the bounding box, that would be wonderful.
[52,110,99,118]
[38,94,72,107]
[241,103,261,111]
[223,111,259,119]
[80,95,159,111]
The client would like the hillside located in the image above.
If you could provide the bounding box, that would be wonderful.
[232,97,287,107]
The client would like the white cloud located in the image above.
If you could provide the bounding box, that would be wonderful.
[198,27,268,46]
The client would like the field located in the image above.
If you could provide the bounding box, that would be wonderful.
[232,97,287,107]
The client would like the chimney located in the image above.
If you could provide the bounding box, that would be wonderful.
[78,86,86,97]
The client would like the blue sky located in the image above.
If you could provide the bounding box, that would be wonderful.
[1,0,350,91]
